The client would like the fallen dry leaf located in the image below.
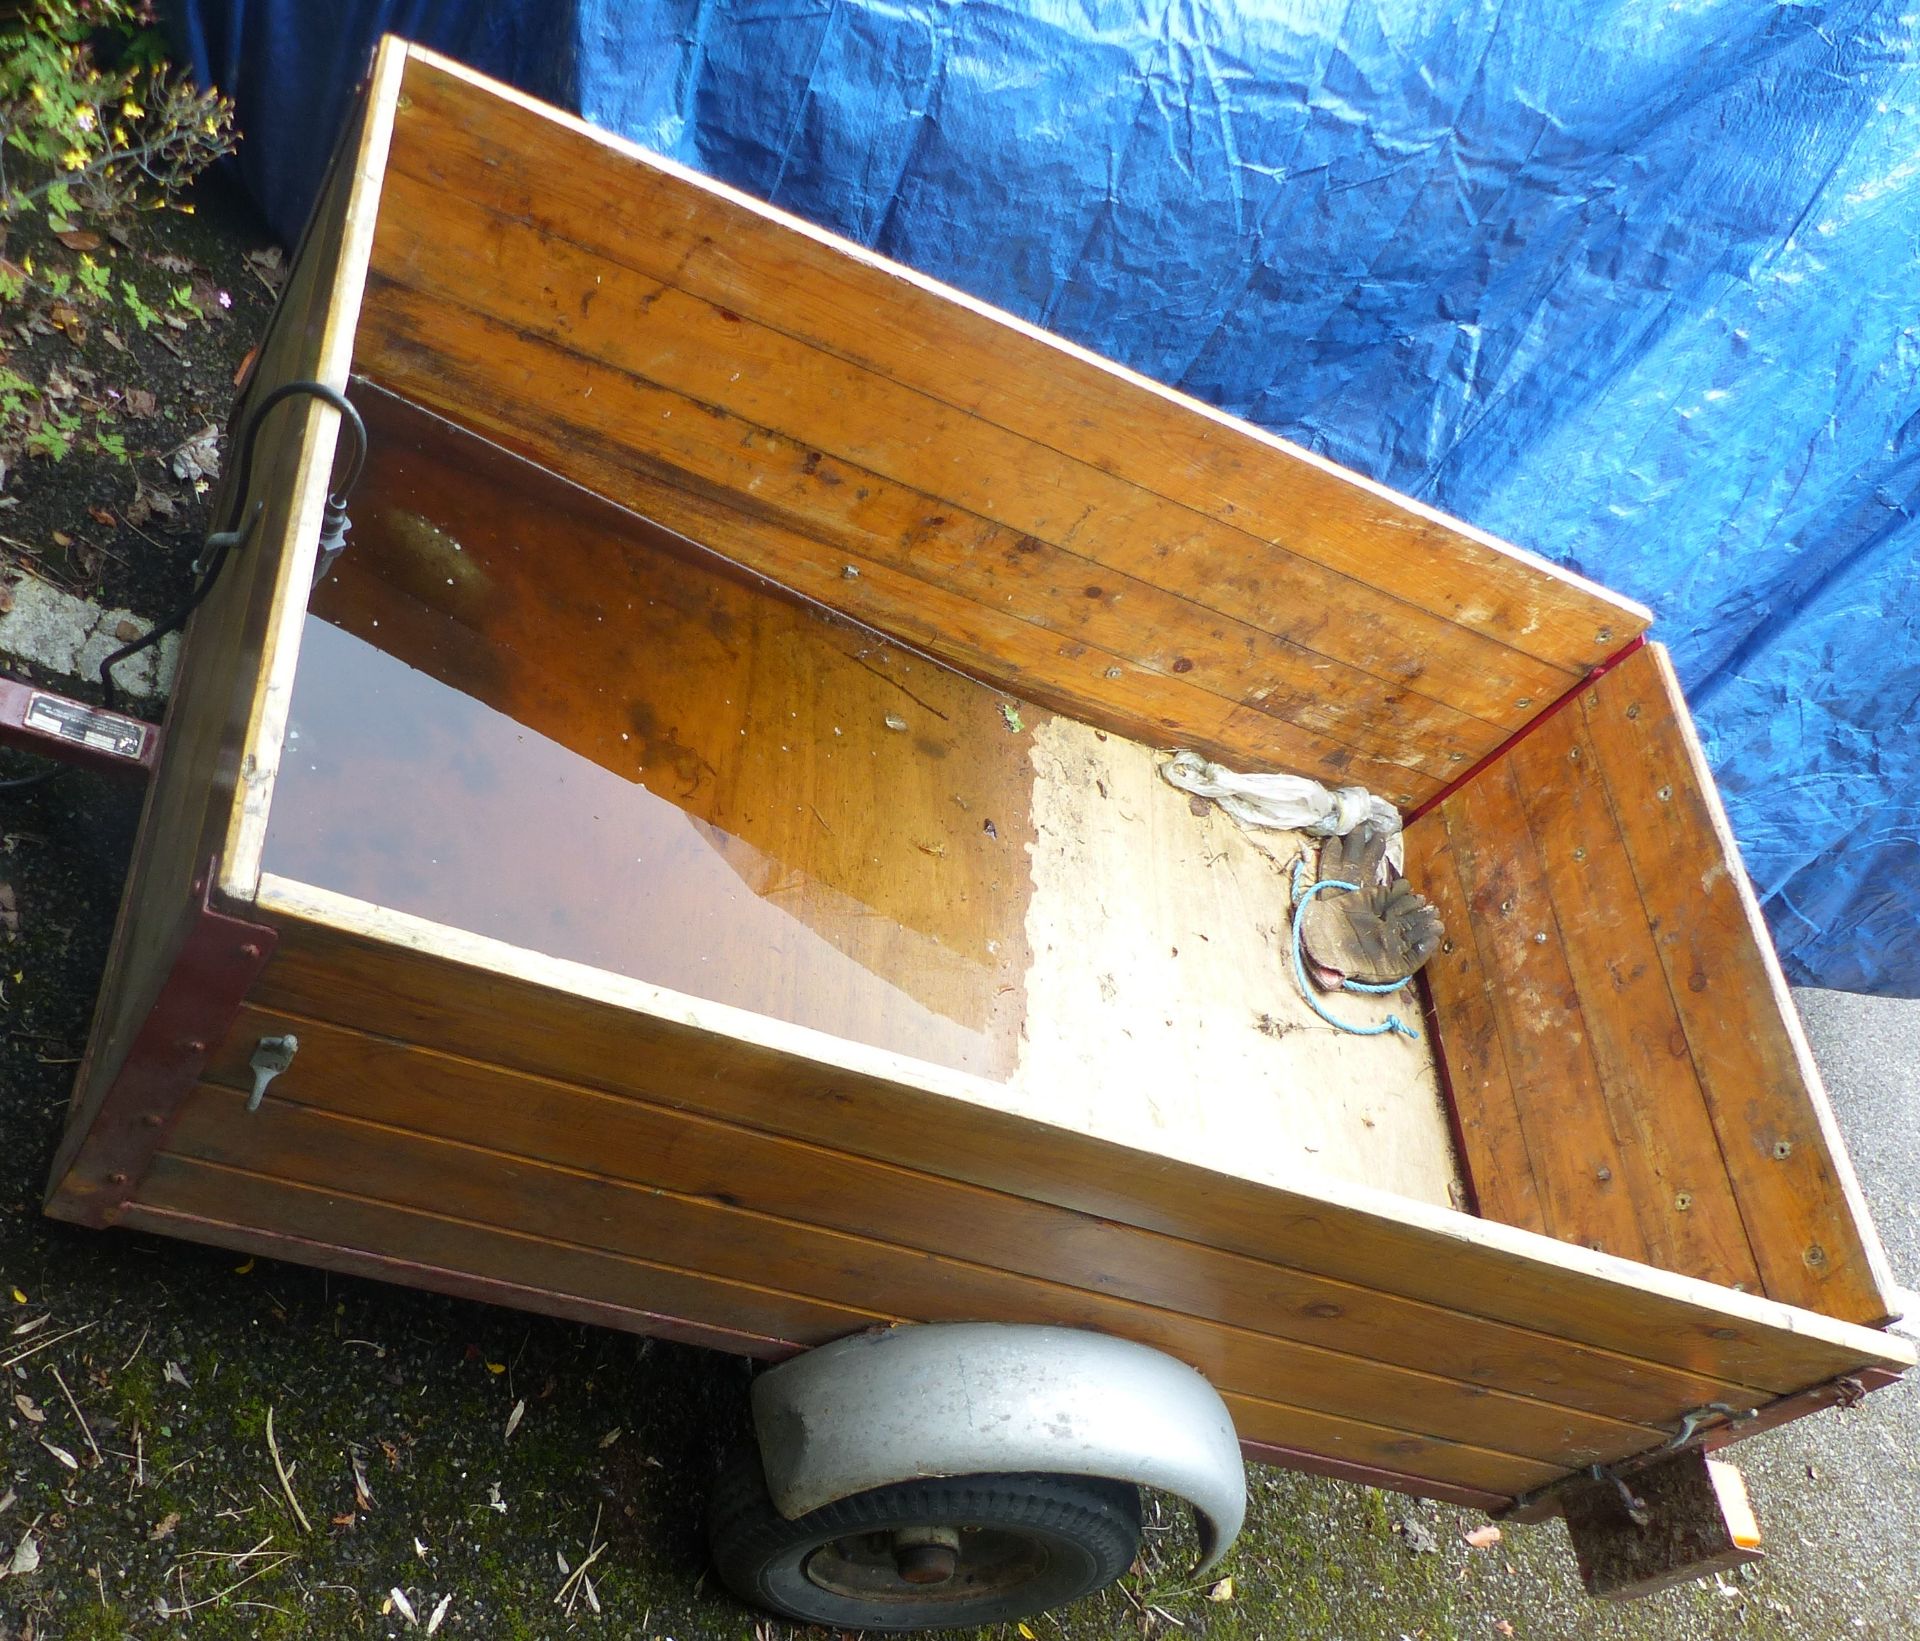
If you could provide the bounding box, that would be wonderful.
[1465,1524,1503,1549]
[504,1399,525,1441]
[40,1439,78,1470]
[46,302,85,341]
[100,326,128,353]
[390,1586,418,1625]
[50,530,71,548]
[232,343,258,387]
[0,883,16,937]
[122,387,157,419]
[1494,1622,1515,1637]
[1207,1575,1235,1601]
[3,1529,39,1579]
[54,228,102,252]
[0,583,13,617]
[13,1393,43,1423]
[151,251,198,275]
[167,426,221,483]
[147,1512,179,1542]
[87,505,116,526]
[113,619,142,643]
[162,1360,189,1389]
[425,1593,452,1635]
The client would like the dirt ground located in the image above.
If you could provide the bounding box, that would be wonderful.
[2,170,1914,1641]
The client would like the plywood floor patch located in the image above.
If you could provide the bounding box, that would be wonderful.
[1015,717,1464,1210]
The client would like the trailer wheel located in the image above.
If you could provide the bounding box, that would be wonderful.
[708,1443,1142,1631]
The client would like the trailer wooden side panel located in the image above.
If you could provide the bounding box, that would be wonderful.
[1408,645,1899,1326]
[102,876,1900,1503]
[337,46,1650,811]
[43,40,406,1225]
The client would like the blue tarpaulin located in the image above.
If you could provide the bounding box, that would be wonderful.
[168,1,1920,995]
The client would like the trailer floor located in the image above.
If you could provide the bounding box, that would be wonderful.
[2,183,1913,1641]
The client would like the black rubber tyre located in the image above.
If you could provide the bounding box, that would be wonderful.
[708,1444,1142,1632]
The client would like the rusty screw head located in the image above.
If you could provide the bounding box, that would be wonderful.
[1674,1191,1694,1212]
[1805,1243,1828,1268]
[239,942,264,960]
[1657,785,1673,802]
[107,1171,128,1186]
[1773,1139,1794,1160]
[1625,703,1641,719]
[1595,1166,1613,1183]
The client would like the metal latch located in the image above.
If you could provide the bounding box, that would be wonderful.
[247,1034,298,1111]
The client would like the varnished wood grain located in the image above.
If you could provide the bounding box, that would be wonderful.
[45,38,407,1214]
[130,1152,1557,1498]
[1510,704,1760,1289]
[1408,644,1897,1325]
[165,1080,1648,1468]
[244,879,1912,1396]
[1579,647,1898,1323]
[200,1000,1752,1425]
[385,50,1648,675]
[1402,826,1545,1233]
[337,46,1655,799]
[1440,760,1646,1258]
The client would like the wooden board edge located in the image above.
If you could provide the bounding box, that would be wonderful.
[393,43,1654,648]
[1634,643,1903,1323]
[251,873,1916,1383]
[118,1198,802,1360]
[217,35,410,907]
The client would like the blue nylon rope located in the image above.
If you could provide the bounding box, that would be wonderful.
[1289,860,1419,1040]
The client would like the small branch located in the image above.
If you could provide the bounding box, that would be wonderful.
[264,1406,312,1535]
[48,1364,101,1466]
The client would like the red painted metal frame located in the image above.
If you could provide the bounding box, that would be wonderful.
[1500,1366,1906,1524]
[44,858,276,1230]
[0,676,160,782]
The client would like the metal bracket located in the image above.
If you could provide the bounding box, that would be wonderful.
[246,1034,298,1111]
[43,857,277,1228]
[0,677,159,781]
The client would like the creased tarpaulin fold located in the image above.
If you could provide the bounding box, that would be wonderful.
[167,0,1920,995]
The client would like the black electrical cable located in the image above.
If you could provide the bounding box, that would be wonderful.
[3,381,367,793]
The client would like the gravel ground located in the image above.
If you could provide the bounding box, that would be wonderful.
[2,178,1914,1641]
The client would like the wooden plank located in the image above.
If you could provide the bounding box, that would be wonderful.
[365,163,1572,743]
[132,1155,876,1348]
[126,1161,1552,1500]
[217,39,407,901]
[162,1081,1650,1469]
[46,41,405,1208]
[386,48,1648,684]
[1579,646,1899,1323]
[354,282,1467,803]
[244,877,1913,1394]
[1507,702,1761,1291]
[201,1001,1748,1426]
[1438,761,1647,1259]
[1401,823,1546,1233]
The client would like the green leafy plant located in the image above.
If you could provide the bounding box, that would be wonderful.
[0,367,36,417]
[93,425,127,462]
[24,407,81,461]
[0,1,236,225]
[75,251,111,300]
[119,276,158,329]
[168,279,199,315]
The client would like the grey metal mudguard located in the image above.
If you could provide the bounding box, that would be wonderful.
[750,1323,1247,1573]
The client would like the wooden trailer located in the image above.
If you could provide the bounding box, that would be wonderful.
[39,36,1911,1627]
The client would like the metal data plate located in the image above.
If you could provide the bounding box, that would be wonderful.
[24,692,149,762]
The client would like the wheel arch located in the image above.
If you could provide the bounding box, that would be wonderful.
[749,1323,1247,1573]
